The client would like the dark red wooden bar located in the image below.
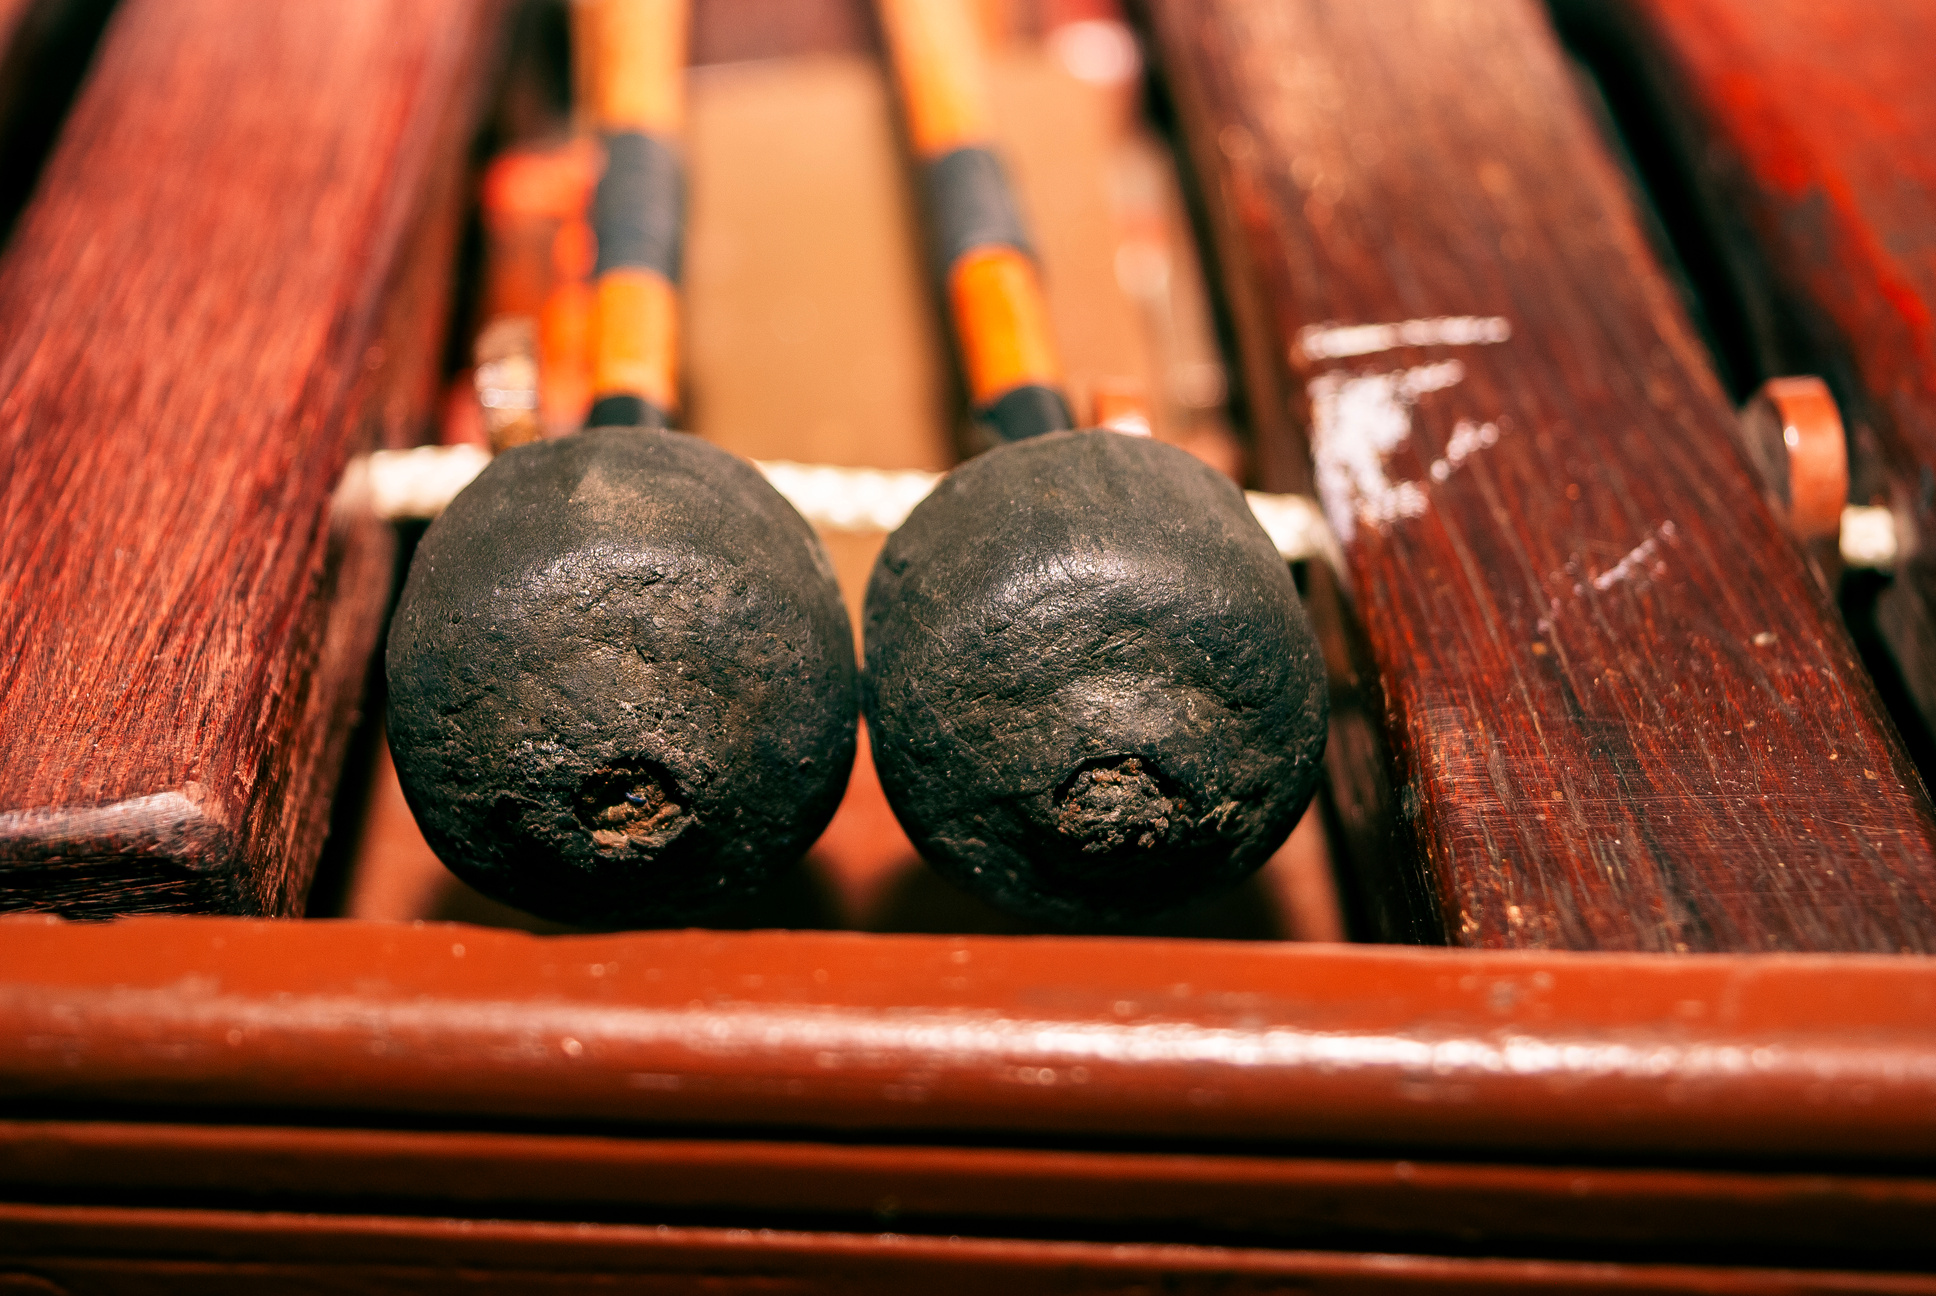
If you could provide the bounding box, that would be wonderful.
[1568,0,1936,731]
[1146,0,1936,952]
[0,0,507,915]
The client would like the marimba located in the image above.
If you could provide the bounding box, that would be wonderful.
[2,0,1934,1289]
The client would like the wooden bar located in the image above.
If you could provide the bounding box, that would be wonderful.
[1146,0,1936,951]
[1566,1,1936,733]
[3,1121,1932,1259]
[3,916,1934,1162]
[0,0,507,915]
[5,1203,1934,1294]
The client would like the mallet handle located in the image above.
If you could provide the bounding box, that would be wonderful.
[579,0,689,430]
[877,0,1074,441]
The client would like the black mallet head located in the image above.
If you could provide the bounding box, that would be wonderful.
[862,431,1328,928]
[386,427,858,926]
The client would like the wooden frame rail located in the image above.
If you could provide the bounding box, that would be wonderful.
[2,915,1934,1272]
[3,916,1932,1161]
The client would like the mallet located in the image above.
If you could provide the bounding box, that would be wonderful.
[385,0,858,926]
[863,0,1329,927]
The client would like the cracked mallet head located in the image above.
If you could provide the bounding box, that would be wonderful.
[862,431,1328,928]
[386,428,858,926]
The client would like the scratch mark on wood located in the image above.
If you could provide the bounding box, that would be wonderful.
[1310,360,1464,540]
[1591,522,1678,593]
[1295,315,1513,362]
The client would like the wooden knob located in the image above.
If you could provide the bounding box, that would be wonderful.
[1736,375,1849,542]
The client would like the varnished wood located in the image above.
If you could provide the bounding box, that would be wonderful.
[0,0,508,915]
[5,916,1935,1162]
[1147,0,1936,951]
[1572,0,1936,744]
[878,0,997,154]
[5,1120,1932,1259]
[6,1203,1935,1293]
[946,246,1064,405]
[582,0,689,134]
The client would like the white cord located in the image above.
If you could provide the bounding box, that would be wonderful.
[755,459,944,534]
[1241,490,1339,570]
[366,444,493,524]
[366,443,1335,564]
[1841,505,1896,570]
[367,444,1903,572]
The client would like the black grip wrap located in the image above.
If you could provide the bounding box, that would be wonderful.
[587,394,673,430]
[977,384,1074,443]
[594,131,685,282]
[924,146,1033,275]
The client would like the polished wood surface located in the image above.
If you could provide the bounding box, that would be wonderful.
[5,915,1934,1162]
[7,1120,1933,1261]
[1577,0,1936,739]
[5,912,1936,1272]
[582,0,689,134]
[6,1203,1935,1294]
[0,0,506,914]
[878,0,998,155]
[1148,0,1936,951]
[946,245,1066,407]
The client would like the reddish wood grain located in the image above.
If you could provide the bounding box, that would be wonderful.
[5,1203,1935,1294]
[0,0,508,915]
[4,916,1935,1161]
[1583,2,1936,731]
[1147,0,1936,951]
[3,1120,1931,1259]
